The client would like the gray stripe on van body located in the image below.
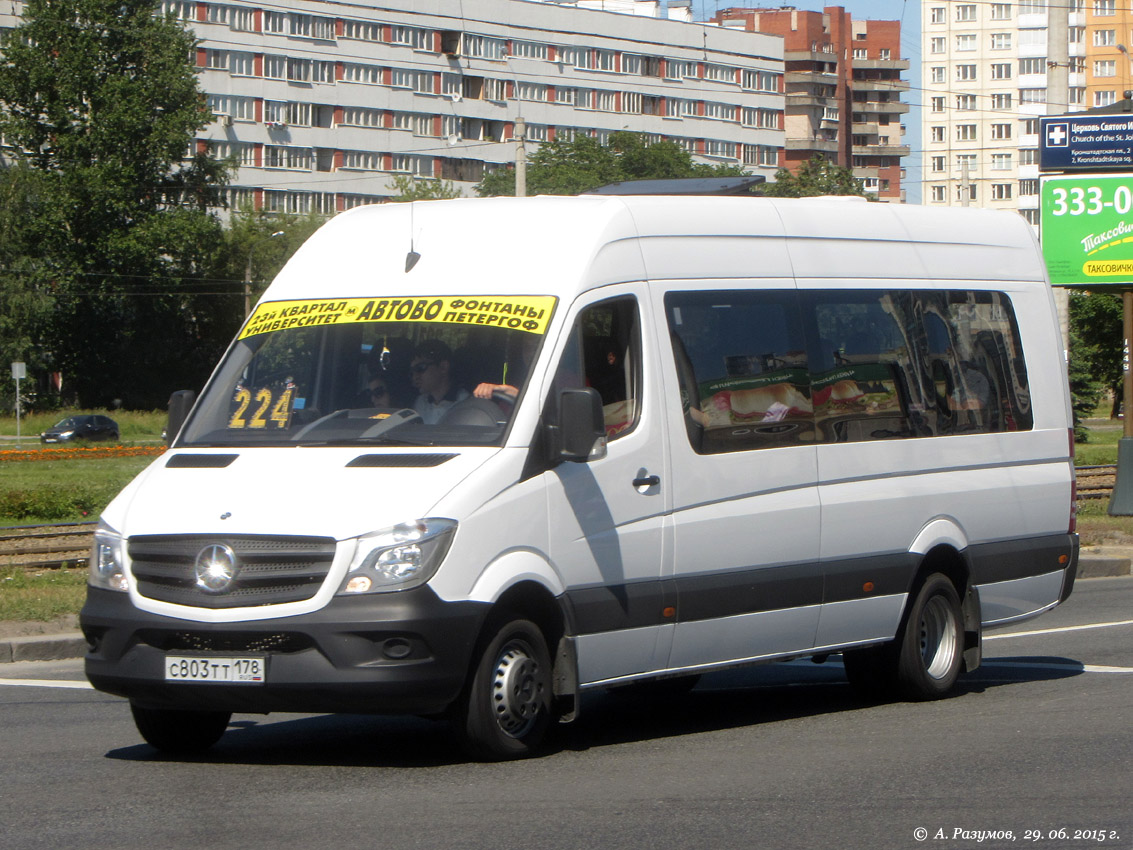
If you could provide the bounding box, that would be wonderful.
[564,532,1076,637]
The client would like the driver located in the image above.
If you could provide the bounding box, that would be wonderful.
[410,340,469,424]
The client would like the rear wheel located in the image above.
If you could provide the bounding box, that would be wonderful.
[130,703,231,755]
[844,573,964,701]
[455,617,552,761]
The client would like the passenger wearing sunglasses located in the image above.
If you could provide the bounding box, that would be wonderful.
[409,339,468,424]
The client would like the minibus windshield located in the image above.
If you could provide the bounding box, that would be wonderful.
[179,295,555,448]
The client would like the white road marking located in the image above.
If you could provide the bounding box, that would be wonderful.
[0,678,93,689]
[985,618,1133,641]
[982,661,1133,674]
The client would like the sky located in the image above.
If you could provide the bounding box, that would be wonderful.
[691,0,924,202]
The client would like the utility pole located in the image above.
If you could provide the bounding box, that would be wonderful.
[515,117,527,198]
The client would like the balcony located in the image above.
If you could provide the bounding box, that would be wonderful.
[852,77,910,94]
[851,100,909,116]
[786,137,841,153]
[853,58,910,72]
[852,142,910,158]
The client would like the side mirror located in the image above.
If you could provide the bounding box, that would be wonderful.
[166,390,196,446]
[551,387,607,463]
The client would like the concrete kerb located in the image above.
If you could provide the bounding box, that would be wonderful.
[1,562,1129,664]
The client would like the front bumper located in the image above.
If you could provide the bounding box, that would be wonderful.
[80,587,490,716]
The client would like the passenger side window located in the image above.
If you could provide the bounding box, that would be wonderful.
[552,297,642,441]
[665,290,812,454]
[806,291,928,442]
[919,291,1032,434]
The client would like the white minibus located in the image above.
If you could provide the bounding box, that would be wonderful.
[81,196,1078,760]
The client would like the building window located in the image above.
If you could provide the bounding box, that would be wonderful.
[340,106,383,127]
[956,154,977,174]
[931,185,947,202]
[931,126,946,143]
[930,37,946,54]
[991,184,1013,200]
[1021,209,1039,225]
[956,65,977,81]
[462,35,507,60]
[931,66,946,83]
[853,48,868,59]
[991,63,1012,80]
[1094,29,1117,46]
[1019,58,1046,75]
[622,54,642,74]
[991,33,1012,50]
[704,101,734,121]
[956,184,977,202]
[930,7,946,24]
[931,155,946,172]
[991,153,1013,170]
[1095,90,1118,107]
[597,49,618,72]
[956,124,977,141]
[955,34,977,51]
[1020,149,1039,165]
[956,94,977,110]
[991,123,1012,140]
[704,140,737,159]
[956,4,977,21]
[990,3,1012,20]
[1095,0,1116,16]
[931,96,945,113]
[343,63,382,85]
[1019,179,1039,194]
[511,40,549,60]
[1019,29,1046,49]
[1024,118,1040,134]
[1095,60,1117,77]
[992,93,1013,109]
[704,63,736,83]
[516,82,548,101]
[342,20,381,41]
[1020,88,1047,103]
[1019,0,1047,11]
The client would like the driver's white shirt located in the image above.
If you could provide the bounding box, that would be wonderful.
[414,388,470,424]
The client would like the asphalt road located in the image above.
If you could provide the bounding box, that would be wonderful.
[1,577,1129,850]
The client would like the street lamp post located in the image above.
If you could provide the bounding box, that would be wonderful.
[244,230,285,318]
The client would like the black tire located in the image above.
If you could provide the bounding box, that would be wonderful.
[455,617,552,761]
[130,703,231,755]
[843,573,965,701]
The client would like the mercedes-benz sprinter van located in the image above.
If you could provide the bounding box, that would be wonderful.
[81,196,1078,760]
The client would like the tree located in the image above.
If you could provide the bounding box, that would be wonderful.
[761,155,867,198]
[476,131,746,197]
[213,207,327,322]
[1069,290,1124,420]
[0,0,230,408]
[387,174,463,202]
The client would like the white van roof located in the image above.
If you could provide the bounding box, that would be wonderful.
[263,196,1048,304]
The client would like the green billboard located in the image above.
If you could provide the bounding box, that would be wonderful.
[1041,173,1133,286]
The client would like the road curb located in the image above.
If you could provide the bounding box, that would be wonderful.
[0,634,88,664]
[1077,552,1132,579]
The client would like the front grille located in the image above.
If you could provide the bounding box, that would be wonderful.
[129,534,337,609]
[139,630,314,654]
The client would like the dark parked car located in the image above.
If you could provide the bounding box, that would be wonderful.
[40,415,120,444]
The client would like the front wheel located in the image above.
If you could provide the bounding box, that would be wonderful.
[454,618,552,761]
[130,703,232,755]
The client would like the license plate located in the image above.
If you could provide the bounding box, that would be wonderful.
[165,655,265,684]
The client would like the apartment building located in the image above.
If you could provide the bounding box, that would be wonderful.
[0,0,786,214]
[921,0,1091,226]
[712,6,910,202]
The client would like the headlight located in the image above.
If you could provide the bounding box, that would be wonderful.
[338,519,456,595]
[58,430,74,438]
[89,521,128,592]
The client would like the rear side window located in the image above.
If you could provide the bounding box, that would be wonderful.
[666,290,813,453]
[665,287,1032,454]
